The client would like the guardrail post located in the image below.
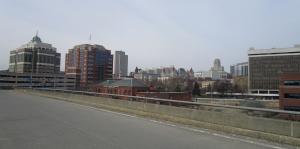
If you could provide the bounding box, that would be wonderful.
[290,121,294,137]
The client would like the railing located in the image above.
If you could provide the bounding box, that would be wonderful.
[33,88,300,118]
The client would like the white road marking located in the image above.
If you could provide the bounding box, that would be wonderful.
[210,133,286,149]
[86,106,137,118]
[149,120,176,127]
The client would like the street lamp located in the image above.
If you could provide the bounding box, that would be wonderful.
[131,77,133,96]
[30,50,34,88]
[210,82,213,101]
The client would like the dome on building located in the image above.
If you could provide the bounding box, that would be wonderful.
[31,35,42,43]
[213,58,221,68]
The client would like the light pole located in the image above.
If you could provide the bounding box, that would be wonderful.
[118,53,121,79]
[210,82,213,100]
[30,50,34,88]
[131,78,133,96]
[53,74,56,89]
[14,53,18,88]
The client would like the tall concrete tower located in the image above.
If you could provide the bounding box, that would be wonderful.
[113,51,128,79]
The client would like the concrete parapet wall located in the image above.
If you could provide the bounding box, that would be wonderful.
[196,98,279,109]
[21,89,300,146]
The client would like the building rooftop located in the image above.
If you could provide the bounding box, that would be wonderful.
[97,80,116,87]
[248,45,300,55]
[16,35,56,51]
[31,35,42,43]
[231,62,248,66]
[73,44,106,50]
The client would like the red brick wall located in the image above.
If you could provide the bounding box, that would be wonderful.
[136,92,192,101]
[279,73,300,110]
[94,86,148,100]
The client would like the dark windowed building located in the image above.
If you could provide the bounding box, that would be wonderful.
[248,45,300,95]
[9,35,60,74]
[65,44,113,88]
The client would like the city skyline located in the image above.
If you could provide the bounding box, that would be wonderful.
[1,0,300,72]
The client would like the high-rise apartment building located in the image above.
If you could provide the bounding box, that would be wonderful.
[65,44,113,88]
[113,51,128,78]
[9,35,60,74]
[248,45,300,94]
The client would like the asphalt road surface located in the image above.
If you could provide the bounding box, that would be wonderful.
[0,90,292,149]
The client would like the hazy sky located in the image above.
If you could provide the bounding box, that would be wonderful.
[1,0,300,72]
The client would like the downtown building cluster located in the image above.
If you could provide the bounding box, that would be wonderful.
[1,34,300,111]
[0,35,128,90]
[132,66,194,82]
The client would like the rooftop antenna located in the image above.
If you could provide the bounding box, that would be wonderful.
[89,33,92,44]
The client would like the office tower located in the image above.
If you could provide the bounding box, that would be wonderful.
[9,35,60,74]
[209,58,228,80]
[65,44,113,88]
[248,45,300,94]
[113,51,128,78]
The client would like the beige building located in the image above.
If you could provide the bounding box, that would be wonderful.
[201,80,216,89]
[113,51,128,79]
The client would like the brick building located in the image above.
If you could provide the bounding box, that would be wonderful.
[94,78,192,101]
[65,44,113,89]
[94,79,149,97]
[279,73,300,111]
[135,92,192,101]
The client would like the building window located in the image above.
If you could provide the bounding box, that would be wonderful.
[284,80,300,86]
[284,93,300,99]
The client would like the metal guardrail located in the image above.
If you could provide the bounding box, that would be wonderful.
[33,88,300,116]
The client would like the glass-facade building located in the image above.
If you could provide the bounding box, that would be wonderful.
[248,45,300,94]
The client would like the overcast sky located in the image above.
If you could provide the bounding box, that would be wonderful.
[1,0,300,72]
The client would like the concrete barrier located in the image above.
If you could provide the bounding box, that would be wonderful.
[20,89,300,146]
[196,98,279,109]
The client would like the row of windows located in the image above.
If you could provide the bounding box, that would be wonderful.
[38,55,54,63]
[250,80,279,89]
[284,80,300,86]
[10,54,59,64]
[284,93,300,99]
[249,55,300,90]
[10,54,32,63]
